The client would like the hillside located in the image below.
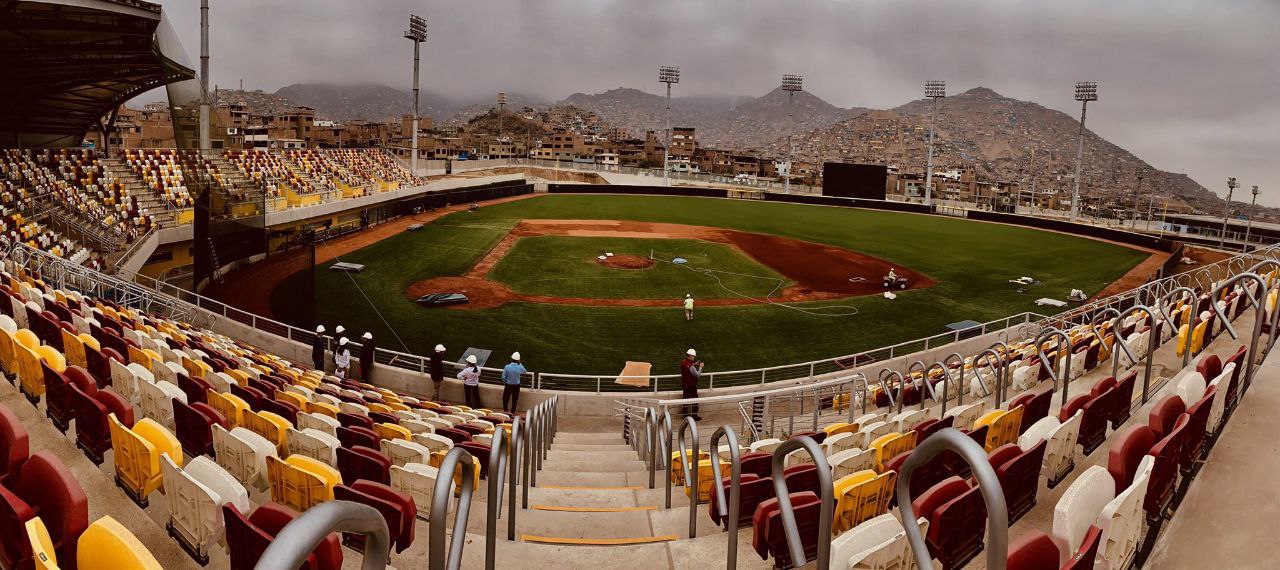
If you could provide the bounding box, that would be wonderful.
[273,83,464,122]
[786,87,1229,215]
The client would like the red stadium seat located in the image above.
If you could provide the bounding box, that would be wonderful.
[739,452,773,480]
[1146,414,1188,522]
[436,427,472,446]
[368,411,399,426]
[0,404,29,484]
[1221,345,1247,410]
[334,481,416,553]
[1108,425,1156,496]
[1090,376,1116,397]
[711,473,774,528]
[1195,354,1222,386]
[70,384,134,464]
[1006,530,1059,570]
[231,383,267,410]
[913,476,986,569]
[336,446,392,486]
[259,398,300,424]
[752,492,821,568]
[457,442,493,478]
[178,373,213,406]
[1148,395,1186,441]
[1077,388,1114,456]
[11,451,88,568]
[42,362,76,431]
[1062,525,1103,570]
[1183,386,1216,464]
[943,426,988,480]
[336,426,380,450]
[174,398,229,458]
[223,503,342,570]
[886,448,949,506]
[336,412,375,431]
[1110,371,1137,427]
[84,343,113,387]
[1008,390,1051,434]
[996,439,1046,523]
[782,463,821,498]
[1058,394,1091,422]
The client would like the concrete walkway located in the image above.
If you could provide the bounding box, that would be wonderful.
[1147,346,1280,569]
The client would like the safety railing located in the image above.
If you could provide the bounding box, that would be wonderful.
[256,501,390,570]
[768,436,834,568]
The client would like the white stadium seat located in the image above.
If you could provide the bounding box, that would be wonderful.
[1098,455,1155,570]
[286,427,340,466]
[391,463,453,519]
[161,454,250,562]
[382,439,432,468]
[212,424,277,490]
[1052,465,1115,565]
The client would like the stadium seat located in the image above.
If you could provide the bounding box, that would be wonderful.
[1077,388,1114,456]
[890,409,927,433]
[296,410,341,436]
[822,432,856,457]
[243,409,292,454]
[109,415,183,506]
[739,451,773,480]
[1206,363,1235,435]
[944,402,988,434]
[1182,387,1216,466]
[172,398,228,458]
[994,439,1046,523]
[42,362,80,432]
[913,476,986,569]
[868,431,917,473]
[912,414,954,444]
[161,454,250,563]
[381,438,431,468]
[1006,530,1059,570]
[337,425,380,450]
[411,432,454,455]
[1148,395,1186,442]
[1051,466,1114,565]
[1097,455,1154,570]
[0,404,28,484]
[223,503,342,570]
[260,398,300,425]
[287,427,341,466]
[1008,389,1052,434]
[206,390,250,427]
[337,445,393,486]
[1145,415,1188,521]
[333,481,415,554]
[390,463,453,520]
[831,513,927,570]
[436,427,472,446]
[374,422,412,441]
[7,451,88,569]
[832,470,894,533]
[710,472,774,529]
[213,424,278,490]
[266,455,340,513]
[139,379,186,428]
[748,438,783,454]
[177,372,213,406]
[752,491,821,568]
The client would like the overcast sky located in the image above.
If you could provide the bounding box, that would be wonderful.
[149,0,1280,205]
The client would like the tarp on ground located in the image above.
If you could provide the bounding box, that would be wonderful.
[616,361,652,387]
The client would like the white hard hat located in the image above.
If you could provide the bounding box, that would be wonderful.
[335,325,345,334]
[363,332,372,340]
[466,355,477,364]
[687,348,697,356]
[686,293,692,298]
[339,337,348,346]
[511,352,521,361]
[435,344,446,352]
[315,325,325,333]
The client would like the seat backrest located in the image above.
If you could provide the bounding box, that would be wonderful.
[266,456,333,513]
[381,439,431,468]
[411,432,455,455]
[1061,525,1103,570]
[1175,371,1207,409]
[828,448,874,481]
[13,451,88,553]
[390,464,451,519]
[213,425,277,488]
[1017,415,1057,451]
[1207,363,1236,431]
[75,516,163,570]
[1097,455,1154,570]
[0,404,28,483]
[754,492,822,568]
[1058,394,1091,422]
[1007,530,1060,570]
[287,428,340,467]
[1148,395,1186,441]
[1146,414,1189,517]
[1051,465,1114,558]
[1107,424,1155,494]
[1195,353,1222,382]
[224,504,291,570]
[336,445,392,486]
[928,483,987,568]
[337,425,381,449]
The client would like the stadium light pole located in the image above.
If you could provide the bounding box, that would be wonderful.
[404,15,427,177]
[1220,177,1238,248]
[659,65,680,187]
[923,80,946,207]
[198,0,210,151]
[1244,185,1260,249]
[1069,81,1098,223]
[781,74,803,194]
[1132,171,1144,229]
[497,91,507,157]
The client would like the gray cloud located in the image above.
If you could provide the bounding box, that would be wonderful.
[146,0,1280,205]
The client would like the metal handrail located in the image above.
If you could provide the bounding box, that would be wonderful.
[1035,328,1071,407]
[882,369,906,414]
[430,447,477,570]
[524,403,539,497]
[944,352,966,409]
[907,360,928,411]
[987,341,1012,404]
[657,408,674,506]
[507,417,523,541]
[926,361,952,418]
[1210,272,1265,393]
[768,436,834,568]
[973,348,1002,404]
[675,417,700,538]
[896,428,1008,570]
[1120,305,1160,403]
[1245,260,1280,353]
[257,501,390,570]
[709,425,742,569]
[485,426,509,570]
[844,372,866,421]
[1090,307,1124,380]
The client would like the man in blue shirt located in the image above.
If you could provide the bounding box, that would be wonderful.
[502,352,527,413]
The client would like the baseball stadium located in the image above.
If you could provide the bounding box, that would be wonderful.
[0,1,1275,569]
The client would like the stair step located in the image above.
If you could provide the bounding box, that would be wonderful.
[547,450,639,462]
[540,485,643,491]
[531,505,656,513]
[540,459,648,473]
[520,534,677,546]
[556,432,626,445]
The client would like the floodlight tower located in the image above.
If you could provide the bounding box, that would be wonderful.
[1132,171,1145,229]
[658,65,680,186]
[923,80,946,206]
[780,74,803,194]
[1069,81,1098,222]
[1244,185,1260,248]
[1221,177,1238,248]
[497,92,507,152]
[404,15,427,176]
[198,0,210,151]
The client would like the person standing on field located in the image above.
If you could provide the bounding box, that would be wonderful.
[359,332,375,382]
[311,325,326,371]
[683,294,695,321]
[458,355,481,408]
[430,344,446,400]
[502,352,527,413]
[680,348,703,420]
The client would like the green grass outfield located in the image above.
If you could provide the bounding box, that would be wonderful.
[488,236,790,299]
[272,194,1149,377]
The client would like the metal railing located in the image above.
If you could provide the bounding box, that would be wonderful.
[256,501,390,570]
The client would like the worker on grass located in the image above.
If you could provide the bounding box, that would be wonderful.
[683,293,695,321]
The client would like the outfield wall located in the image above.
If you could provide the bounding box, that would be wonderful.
[965,210,1179,252]
[546,183,935,214]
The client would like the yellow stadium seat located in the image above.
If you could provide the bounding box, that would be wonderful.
[226,369,249,387]
[207,391,250,427]
[16,342,44,399]
[374,422,411,441]
[309,401,340,418]
[76,516,163,570]
[25,517,57,570]
[385,402,410,412]
[33,345,66,373]
[15,328,38,349]
[127,345,154,370]
[869,432,918,473]
[275,390,309,411]
[982,406,1025,451]
[182,356,211,379]
[109,415,183,506]
[1189,321,1210,355]
[975,409,1005,432]
[682,459,729,504]
[266,455,339,512]
[60,329,87,369]
[244,410,292,454]
[670,450,711,485]
[833,470,897,533]
[367,402,394,414]
[823,422,861,437]
[0,328,16,378]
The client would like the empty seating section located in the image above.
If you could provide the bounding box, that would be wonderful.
[223,149,316,196]
[123,149,198,208]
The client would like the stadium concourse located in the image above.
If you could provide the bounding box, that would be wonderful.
[0,233,1276,569]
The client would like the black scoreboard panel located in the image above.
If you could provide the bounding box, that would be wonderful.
[822,162,887,200]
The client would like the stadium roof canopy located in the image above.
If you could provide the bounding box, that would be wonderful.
[0,0,195,147]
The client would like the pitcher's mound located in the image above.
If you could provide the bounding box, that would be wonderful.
[596,254,655,270]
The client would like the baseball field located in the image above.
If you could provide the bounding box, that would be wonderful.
[269,194,1153,376]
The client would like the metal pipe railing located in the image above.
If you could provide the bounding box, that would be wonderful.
[1090,307,1123,380]
[1210,272,1265,394]
[986,341,1011,404]
[882,369,906,414]
[709,425,742,569]
[257,501,390,570]
[1121,305,1159,403]
[675,417,700,538]
[973,348,1003,405]
[896,428,1009,570]
[907,360,928,411]
[926,361,951,418]
[944,352,966,409]
[430,447,477,570]
[507,417,523,541]
[1035,328,1071,407]
[1159,286,1199,368]
[768,436,833,568]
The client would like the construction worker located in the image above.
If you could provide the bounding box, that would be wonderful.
[680,348,703,420]
[311,325,326,371]
[359,332,375,382]
[334,337,352,379]
[430,344,446,400]
[683,294,695,321]
[502,352,527,413]
[458,355,481,408]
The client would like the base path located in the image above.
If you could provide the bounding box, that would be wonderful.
[405,219,934,310]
